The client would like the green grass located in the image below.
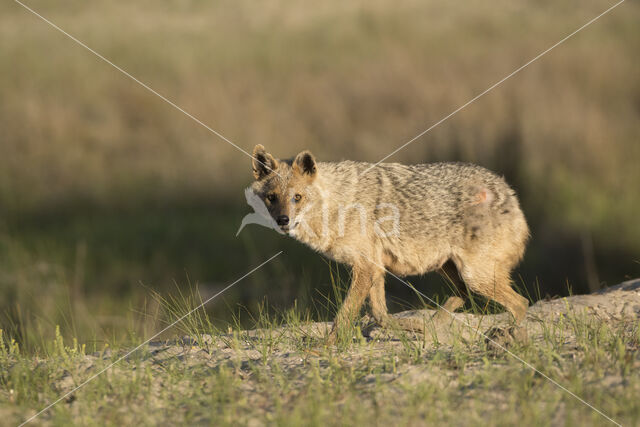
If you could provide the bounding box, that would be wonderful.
[1,279,638,426]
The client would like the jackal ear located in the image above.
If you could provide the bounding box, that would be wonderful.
[293,150,317,178]
[252,144,278,180]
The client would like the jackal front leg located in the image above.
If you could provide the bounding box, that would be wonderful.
[328,264,379,343]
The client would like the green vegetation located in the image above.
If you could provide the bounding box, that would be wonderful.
[1,280,639,425]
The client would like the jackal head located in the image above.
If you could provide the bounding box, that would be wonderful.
[249,144,320,235]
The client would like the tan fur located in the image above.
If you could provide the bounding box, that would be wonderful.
[249,145,530,339]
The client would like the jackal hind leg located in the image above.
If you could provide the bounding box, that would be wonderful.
[458,259,529,347]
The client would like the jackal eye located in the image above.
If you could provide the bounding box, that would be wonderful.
[294,194,302,202]
[266,194,277,203]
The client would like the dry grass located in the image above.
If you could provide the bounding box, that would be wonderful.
[1,0,638,251]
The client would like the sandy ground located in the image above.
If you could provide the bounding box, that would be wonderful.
[11,279,638,425]
[72,279,640,382]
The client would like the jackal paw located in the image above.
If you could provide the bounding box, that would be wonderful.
[326,332,337,345]
[360,321,378,338]
[361,315,397,339]
[484,325,528,352]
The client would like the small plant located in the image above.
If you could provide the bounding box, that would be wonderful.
[50,325,85,362]
[0,329,20,368]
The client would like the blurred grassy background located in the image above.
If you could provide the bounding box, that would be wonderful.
[1,0,638,348]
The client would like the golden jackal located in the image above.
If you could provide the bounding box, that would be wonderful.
[248,145,530,339]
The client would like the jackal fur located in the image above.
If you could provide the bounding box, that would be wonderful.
[249,145,530,339]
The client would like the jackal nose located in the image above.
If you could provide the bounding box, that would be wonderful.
[276,215,289,226]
